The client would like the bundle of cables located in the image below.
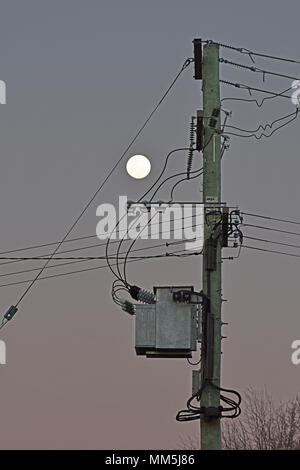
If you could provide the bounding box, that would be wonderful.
[107,146,205,312]
[107,111,227,313]
[176,380,241,422]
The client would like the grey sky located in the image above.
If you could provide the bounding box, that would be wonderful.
[0,0,299,449]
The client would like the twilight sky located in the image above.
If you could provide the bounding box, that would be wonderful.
[0,0,299,449]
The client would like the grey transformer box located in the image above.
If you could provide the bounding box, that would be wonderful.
[135,286,201,358]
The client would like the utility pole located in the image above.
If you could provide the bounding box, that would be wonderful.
[199,42,222,450]
[131,39,233,447]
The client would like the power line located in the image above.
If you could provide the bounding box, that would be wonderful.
[220,79,292,99]
[146,164,204,202]
[0,217,206,281]
[244,235,300,250]
[242,212,300,226]
[205,40,300,64]
[105,147,200,282]
[0,249,203,291]
[0,215,205,277]
[0,203,194,258]
[243,244,300,259]
[121,167,205,285]
[169,169,203,202]
[219,58,300,81]
[0,249,199,331]
[243,223,300,237]
[0,241,112,268]
[106,148,205,284]
[224,110,299,135]
[138,147,191,201]
[11,58,194,309]
[221,85,292,108]
[107,148,196,282]
[224,109,299,140]
[0,254,185,261]
[0,241,187,279]
[0,213,199,269]
[0,234,97,256]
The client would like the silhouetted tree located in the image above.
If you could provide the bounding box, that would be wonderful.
[223,388,300,450]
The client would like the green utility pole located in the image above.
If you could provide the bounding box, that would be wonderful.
[200,42,222,450]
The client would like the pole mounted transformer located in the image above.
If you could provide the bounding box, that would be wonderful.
[135,286,203,358]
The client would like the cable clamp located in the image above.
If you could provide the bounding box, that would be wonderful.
[200,406,223,420]
[4,305,18,321]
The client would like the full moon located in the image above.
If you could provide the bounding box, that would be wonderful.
[126,154,151,179]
